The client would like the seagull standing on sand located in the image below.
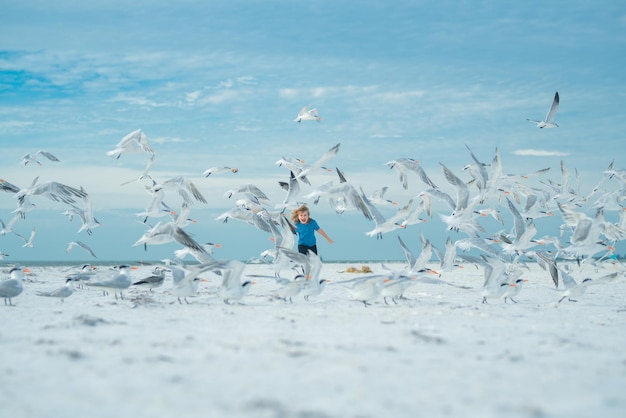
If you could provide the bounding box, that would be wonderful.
[132,266,168,291]
[527,91,560,128]
[36,278,74,303]
[88,265,135,299]
[65,264,97,287]
[502,278,529,303]
[0,266,28,306]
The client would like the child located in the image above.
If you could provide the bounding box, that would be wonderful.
[290,204,334,255]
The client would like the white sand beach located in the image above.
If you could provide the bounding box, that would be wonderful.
[1,261,625,418]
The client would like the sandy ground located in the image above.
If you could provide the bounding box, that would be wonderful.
[1,261,626,418]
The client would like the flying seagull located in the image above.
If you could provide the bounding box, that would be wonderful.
[527,91,559,128]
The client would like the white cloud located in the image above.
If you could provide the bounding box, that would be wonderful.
[512,149,570,157]
[110,94,168,108]
[198,89,245,105]
[369,134,403,139]
[0,120,35,132]
[185,91,202,103]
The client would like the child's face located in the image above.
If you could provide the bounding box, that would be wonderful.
[298,210,310,223]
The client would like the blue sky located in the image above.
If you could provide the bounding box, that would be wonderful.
[1,1,625,263]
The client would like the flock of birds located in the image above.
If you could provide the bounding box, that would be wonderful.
[2,95,626,307]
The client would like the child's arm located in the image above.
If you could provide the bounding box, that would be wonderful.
[317,228,334,244]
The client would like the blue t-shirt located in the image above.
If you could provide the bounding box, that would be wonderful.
[295,219,319,246]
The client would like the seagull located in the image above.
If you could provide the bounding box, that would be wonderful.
[15,226,36,248]
[0,266,28,306]
[385,158,437,190]
[275,156,311,185]
[304,168,373,220]
[472,255,523,304]
[150,176,207,204]
[133,221,209,255]
[463,145,489,203]
[16,177,88,206]
[262,215,297,262]
[36,278,74,303]
[66,241,97,258]
[502,278,529,303]
[438,164,484,236]
[433,236,460,274]
[294,105,322,123]
[299,251,328,301]
[557,204,612,260]
[64,196,102,235]
[136,178,176,223]
[276,171,301,211]
[132,266,167,291]
[216,206,272,234]
[202,166,239,177]
[558,271,621,303]
[106,129,154,159]
[173,245,217,265]
[293,143,340,181]
[171,264,211,304]
[527,91,559,128]
[224,183,270,205]
[88,265,135,299]
[207,259,254,304]
[21,150,60,166]
[381,274,416,304]
[65,264,97,287]
[274,274,308,303]
[0,178,21,194]
[362,193,412,239]
[337,274,390,307]
[500,197,538,255]
[367,186,398,207]
[397,235,433,274]
[220,278,254,305]
[170,202,199,228]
